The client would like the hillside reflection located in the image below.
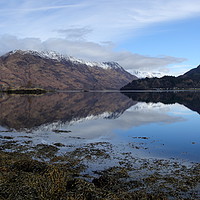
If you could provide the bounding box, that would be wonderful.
[0,91,200,131]
[122,91,200,115]
[0,92,135,130]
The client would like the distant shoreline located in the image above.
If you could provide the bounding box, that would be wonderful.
[1,88,200,95]
[120,89,200,92]
[57,89,200,93]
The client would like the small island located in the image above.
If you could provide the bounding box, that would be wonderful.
[0,88,48,94]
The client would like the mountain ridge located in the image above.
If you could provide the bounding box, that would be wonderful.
[5,50,125,70]
[180,64,200,80]
[121,64,200,90]
[0,50,137,90]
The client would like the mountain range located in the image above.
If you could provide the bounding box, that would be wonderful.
[1,49,200,91]
[121,65,200,90]
[0,50,137,90]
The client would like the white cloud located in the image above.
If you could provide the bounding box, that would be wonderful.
[0,35,186,73]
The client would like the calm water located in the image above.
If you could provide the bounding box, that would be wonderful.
[0,91,200,164]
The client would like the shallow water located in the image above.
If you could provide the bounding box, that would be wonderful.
[0,91,200,164]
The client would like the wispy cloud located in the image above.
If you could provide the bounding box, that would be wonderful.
[1,0,200,41]
[0,4,80,13]
[56,27,93,40]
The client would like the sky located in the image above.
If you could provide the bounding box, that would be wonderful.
[0,0,200,76]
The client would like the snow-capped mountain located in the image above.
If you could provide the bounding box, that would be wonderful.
[0,50,137,90]
[7,50,124,71]
[128,69,164,78]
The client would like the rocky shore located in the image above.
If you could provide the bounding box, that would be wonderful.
[0,137,200,200]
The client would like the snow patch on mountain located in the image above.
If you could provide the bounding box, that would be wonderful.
[128,69,165,78]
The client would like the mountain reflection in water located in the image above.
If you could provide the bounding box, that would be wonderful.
[123,91,200,115]
[0,92,135,130]
[0,91,200,131]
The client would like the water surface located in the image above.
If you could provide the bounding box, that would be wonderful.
[0,91,200,164]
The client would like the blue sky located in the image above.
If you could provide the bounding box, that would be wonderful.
[0,0,200,75]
